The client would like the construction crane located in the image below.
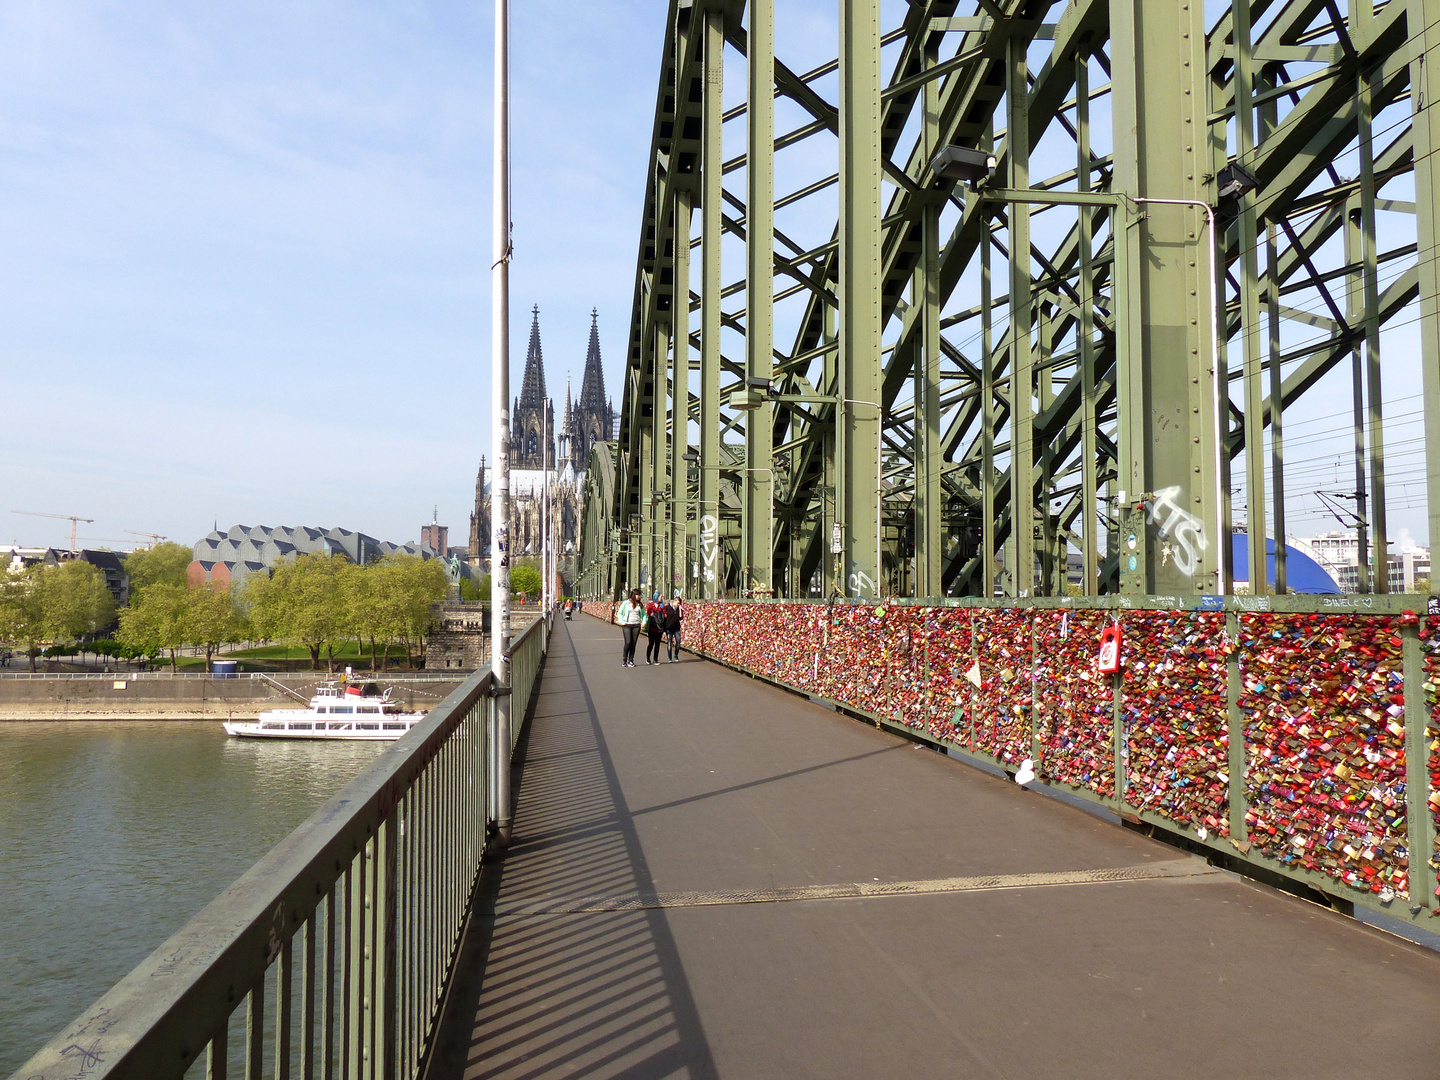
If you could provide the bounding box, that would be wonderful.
[12,510,95,552]
[124,530,167,548]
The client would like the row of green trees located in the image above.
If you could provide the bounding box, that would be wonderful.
[118,581,246,671]
[0,542,452,673]
[241,552,449,670]
[113,549,449,672]
[0,561,118,670]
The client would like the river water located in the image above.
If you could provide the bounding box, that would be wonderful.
[0,721,386,1075]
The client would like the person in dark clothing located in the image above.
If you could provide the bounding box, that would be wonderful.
[644,593,666,665]
[663,594,683,662]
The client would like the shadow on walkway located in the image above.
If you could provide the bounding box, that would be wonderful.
[427,621,718,1080]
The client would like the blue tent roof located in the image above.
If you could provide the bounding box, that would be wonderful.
[1231,534,1339,594]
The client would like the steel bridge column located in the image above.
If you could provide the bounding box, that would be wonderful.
[838,0,881,599]
[649,320,670,598]
[1359,68,1388,592]
[673,187,692,598]
[699,7,723,600]
[1345,197,1373,593]
[980,135,997,596]
[1411,0,1440,584]
[744,0,775,598]
[637,344,655,597]
[1076,50,1099,595]
[1006,37,1035,599]
[627,439,641,591]
[1234,0,1268,594]
[1110,0,1222,596]
[912,37,942,599]
[1265,223,1288,593]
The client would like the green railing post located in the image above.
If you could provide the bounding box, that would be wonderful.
[1227,611,1248,842]
[275,935,293,1080]
[208,1024,228,1080]
[1111,626,1124,812]
[376,816,398,1080]
[1404,623,1436,909]
[246,980,264,1080]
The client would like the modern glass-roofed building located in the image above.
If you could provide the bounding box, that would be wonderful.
[189,525,435,588]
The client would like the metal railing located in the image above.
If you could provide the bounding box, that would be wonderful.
[11,613,552,1080]
[0,671,466,682]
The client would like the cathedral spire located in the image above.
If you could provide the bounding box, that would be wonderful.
[510,305,554,470]
[518,305,547,407]
[578,308,607,410]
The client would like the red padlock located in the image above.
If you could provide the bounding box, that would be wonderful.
[1097,623,1123,675]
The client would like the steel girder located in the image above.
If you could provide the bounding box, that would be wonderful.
[599,0,1440,602]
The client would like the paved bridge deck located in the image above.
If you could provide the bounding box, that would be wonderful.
[429,615,1440,1079]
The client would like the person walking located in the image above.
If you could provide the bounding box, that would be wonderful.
[663,593,683,662]
[616,589,644,668]
[642,592,664,665]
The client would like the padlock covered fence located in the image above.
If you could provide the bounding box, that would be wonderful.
[622,597,1440,927]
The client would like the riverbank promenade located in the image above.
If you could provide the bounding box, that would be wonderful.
[428,615,1440,1079]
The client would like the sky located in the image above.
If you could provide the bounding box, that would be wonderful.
[0,0,664,553]
[0,1,1428,559]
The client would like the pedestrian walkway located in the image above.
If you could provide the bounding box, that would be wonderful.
[428,615,1440,1079]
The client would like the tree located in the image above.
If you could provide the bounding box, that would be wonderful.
[244,553,348,670]
[125,542,194,599]
[186,585,243,666]
[375,555,449,668]
[0,562,116,670]
[349,560,399,670]
[509,564,542,599]
[118,583,190,672]
[45,560,117,643]
[0,565,47,671]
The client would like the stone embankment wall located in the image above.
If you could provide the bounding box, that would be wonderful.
[0,675,464,721]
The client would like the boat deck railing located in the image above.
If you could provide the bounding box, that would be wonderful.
[11,611,554,1080]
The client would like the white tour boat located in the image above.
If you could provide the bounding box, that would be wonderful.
[223,682,427,741]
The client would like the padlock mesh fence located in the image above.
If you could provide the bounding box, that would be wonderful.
[1034,609,1116,799]
[914,607,974,743]
[973,609,1036,766]
[1239,613,1408,899]
[663,600,1440,912]
[1427,638,1440,893]
[1123,611,1230,838]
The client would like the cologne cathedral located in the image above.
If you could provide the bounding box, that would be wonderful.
[468,307,613,586]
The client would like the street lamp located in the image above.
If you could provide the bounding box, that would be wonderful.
[1215,163,1259,202]
[729,375,774,412]
[929,145,997,188]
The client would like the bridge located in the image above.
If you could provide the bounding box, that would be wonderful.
[16,0,1440,1076]
[17,611,1440,1078]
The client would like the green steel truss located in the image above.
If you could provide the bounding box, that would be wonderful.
[581,0,1440,602]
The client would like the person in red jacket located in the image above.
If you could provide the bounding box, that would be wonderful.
[644,593,665,665]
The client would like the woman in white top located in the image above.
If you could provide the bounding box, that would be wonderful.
[615,589,644,668]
